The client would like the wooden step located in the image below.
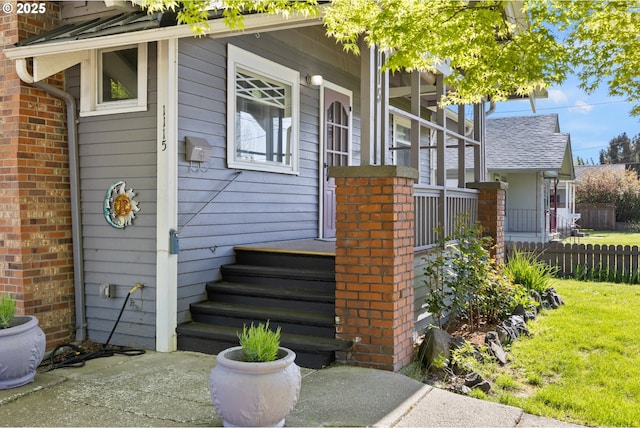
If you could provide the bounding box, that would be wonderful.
[207,281,334,313]
[189,301,336,337]
[176,322,351,369]
[178,241,340,368]
[234,246,335,271]
[220,264,335,288]
[207,281,334,303]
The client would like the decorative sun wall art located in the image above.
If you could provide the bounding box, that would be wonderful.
[104,181,141,229]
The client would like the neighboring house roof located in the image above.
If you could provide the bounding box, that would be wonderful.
[486,114,575,180]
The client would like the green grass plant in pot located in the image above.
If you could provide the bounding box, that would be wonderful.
[209,321,301,427]
[0,293,46,389]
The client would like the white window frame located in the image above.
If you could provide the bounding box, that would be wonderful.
[392,116,412,167]
[226,44,300,175]
[80,43,148,117]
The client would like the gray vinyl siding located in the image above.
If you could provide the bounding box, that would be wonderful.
[414,252,435,335]
[176,26,361,322]
[68,44,158,349]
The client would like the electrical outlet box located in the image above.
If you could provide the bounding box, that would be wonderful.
[185,136,212,162]
[99,283,116,298]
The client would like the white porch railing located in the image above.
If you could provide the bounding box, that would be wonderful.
[414,185,479,251]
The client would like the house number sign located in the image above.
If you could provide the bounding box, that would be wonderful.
[104,181,141,229]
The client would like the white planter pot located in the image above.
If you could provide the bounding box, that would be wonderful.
[210,346,301,427]
[0,316,46,390]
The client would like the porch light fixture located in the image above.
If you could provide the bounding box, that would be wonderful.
[305,74,323,86]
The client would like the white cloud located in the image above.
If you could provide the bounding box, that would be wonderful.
[568,100,593,114]
[547,89,569,104]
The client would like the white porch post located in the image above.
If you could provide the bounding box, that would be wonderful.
[156,38,179,352]
[360,45,387,166]
[473,103,485,182]
[436,76,447,232]
[360,45,374,165]
[410,72,421,175]
[457,104,466,188]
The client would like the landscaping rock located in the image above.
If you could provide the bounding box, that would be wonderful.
[507,314,529,337]
[530,289,543,308]
[484,331,499,346]
[497,314,530,345]
[464,372,483,387]
[464,372,491,393]
[475,380,492,393]
[512,303,526,317]
[451,336,467,350]
[497,323,517,344]
[484,331,507,365]
[451,384,473,395]
[513,303,537,321]
[489,341,508,365]
[542,287,564,308]
[418,327,453,369]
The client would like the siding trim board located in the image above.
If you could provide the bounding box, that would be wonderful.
[156,38,179,352]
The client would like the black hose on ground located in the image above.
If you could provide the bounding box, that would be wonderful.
[40,284,146,372]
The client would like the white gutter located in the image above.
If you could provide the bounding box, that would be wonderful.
[4,7,326,60]
[15,59,34,83]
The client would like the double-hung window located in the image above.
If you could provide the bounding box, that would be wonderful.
[227,45,299,174]
[392,116,412,167]
[80,43,147,116]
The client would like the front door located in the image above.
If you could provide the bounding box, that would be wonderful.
[322,85,351,239]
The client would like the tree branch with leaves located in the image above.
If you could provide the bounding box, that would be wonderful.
[135,0,640,117]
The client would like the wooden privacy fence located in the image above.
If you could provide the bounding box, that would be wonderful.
[506,241,640,278]
[576,204,616,230]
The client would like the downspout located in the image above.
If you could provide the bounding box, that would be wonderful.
[15,59,87,342]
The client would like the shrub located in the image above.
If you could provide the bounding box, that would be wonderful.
[423,220,493,330]
[576,167,640,222]
[237,321,281,362]
[450,340,494,375]
[424,222,548,333]
[0,293,17,329]
[477,267,537,324]
[504,249,556,294]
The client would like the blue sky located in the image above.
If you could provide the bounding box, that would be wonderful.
[490,75,640,165]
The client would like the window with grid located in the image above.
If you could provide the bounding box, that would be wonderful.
[227,45,299,174]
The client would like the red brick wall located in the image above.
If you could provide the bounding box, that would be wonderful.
[0,2,75,348]
[471,182,507,263]
[331,166,417,371]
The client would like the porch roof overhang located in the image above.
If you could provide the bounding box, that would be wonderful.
[489,167,573,180]
[3,5,326,82]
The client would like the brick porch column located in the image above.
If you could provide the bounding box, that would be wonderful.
[0,3,75,349]
[330,165,418,372]
[469,182,508,264]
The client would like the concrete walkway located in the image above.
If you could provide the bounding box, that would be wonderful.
[0,350,582,427]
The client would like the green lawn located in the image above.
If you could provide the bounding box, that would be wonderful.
[564,229,640,246]
[483,279,640,426]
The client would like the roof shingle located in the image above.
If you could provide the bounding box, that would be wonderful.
[486,114,570,172]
